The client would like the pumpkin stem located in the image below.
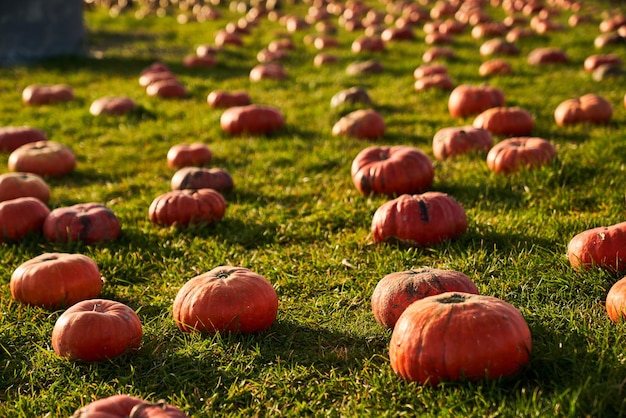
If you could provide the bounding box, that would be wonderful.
[129,400,169,417]
[438,293,468,304]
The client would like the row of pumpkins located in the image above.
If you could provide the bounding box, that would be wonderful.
[4,1,626,416]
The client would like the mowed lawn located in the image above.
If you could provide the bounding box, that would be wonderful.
[1,0,626,416]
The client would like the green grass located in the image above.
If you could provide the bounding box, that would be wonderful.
[2,0,626,416]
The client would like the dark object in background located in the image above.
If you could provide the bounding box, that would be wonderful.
[0,0,85,66]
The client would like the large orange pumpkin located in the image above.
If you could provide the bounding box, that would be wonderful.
[606,277,626,323]
[10,253,102,308]
[486,137,556,174]
[371,268,479,330]
[331,109,385,140]
[22,84,74,106]
[173,266,278,334]
[350,145,434,196]
[554,94,613,126]
[0,126,47,153]
[170,167,234,192]
[149,189,226,227]
[389,292,532,385]
[166,143,213,169]
[473,107,534,136]
[568,221,626,272]
[0,172,50,203]
[371,192,467,246]
[220,105,285,135]
[52,299,143,362]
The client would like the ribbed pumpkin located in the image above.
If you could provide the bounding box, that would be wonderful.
[371,192,467,247]
[0,196,50,242]
[389,292,532,385]
[473,107,534,136]
[568,221,626,272]
[432,126,493,160]
[173,266,278,334]
[149,189,226,227]
[8,141,76,177]
[71,395,189,418]
[351,145,433,196]
[486,137,556,174]
[170,167,234,192]
[44,203,121,244]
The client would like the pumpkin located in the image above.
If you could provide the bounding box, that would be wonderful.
[72,395,189,418]
[479,59,513,76]
[606,277,626,323]
[479,38,520,57]
[0,126,47,153]
[506,27,534,43]
[249,63,288,81]
[371,268,479,330]
[52,299,142,362]
[214,29,243,47]
[583,54,622,73]
[389,292,532,384]
[43,203,121,244]
[207,90,251,108]
[149,189,226,227]
[257,48,288,63]
[171,167,234,192]
[172,266,278,334]
[351,145,433,196]
[330,87,372,109]
[0,197,50,242]
[0,172,50,203]
[89,96,137,116]
[332,109,385,140]
[138,70,177,88]
[527,47,569,65]
[471,22,507,39]
[220,105,285,135]
[11,252,102,308]
[473,107,534,136]
[22,84,74,106]
[351,36,386,53]
[414,74,454,91]
[146,79,187,98]
[432,126,493,160]
[486,137,556,174]
[183,54,217,68]
[554,94,613,126]
[413,63,448,79]
[371,192,467,246]
[8,141,76,177]
[313,53,339,67]
[448,84,505,118]
[166,143,213,169]
[381,26,414,42]
[568,221,626,272]
[422,46,456,63]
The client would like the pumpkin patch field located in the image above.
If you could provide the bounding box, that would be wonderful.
[1,0,626,415]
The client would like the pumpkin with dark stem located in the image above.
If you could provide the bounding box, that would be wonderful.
[568,221,626,272]
[72,394,189,418]
[43,203,121,244]
[371,268,479,329]
[52,299,142,362]
[0,196,50,242]
[351,145,433,196]
[389,292,532,384]
[11,252,102,308]
[149,189,226,227]
[371,192,467,246]
[173,266,278,334]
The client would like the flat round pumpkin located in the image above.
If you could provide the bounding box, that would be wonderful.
[8,141,76,177]
[149,189,226,227]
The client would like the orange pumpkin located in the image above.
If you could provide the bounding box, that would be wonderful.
[0,197,50,242]
[207,90,251,108]
[371,268,479,329]
[389,292,532,384]
[72,395,189,418]
[554,94,613,126]
[0,172,50,203]
[166,143,213,169]
[432,126,493,160]
[220,105,285,135]
[89,96,137,116]
[0,126,47,153]
[332,109,385,139]
[606,277,626,322]
[173,266,278,334]
[22,84,74,106]
[44,203,121,244]
[52,299,142,362]
[351,145,433,196]
[473,107,534,136]
[486,137,556,174]
[149,189,226,227]
[448,84,505,118]
[371,192,467,246]
[170,167,234,192]
[249,63,288,81]
[568,221,626,272]
[10,253,102,308]
[8,141,76,177]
